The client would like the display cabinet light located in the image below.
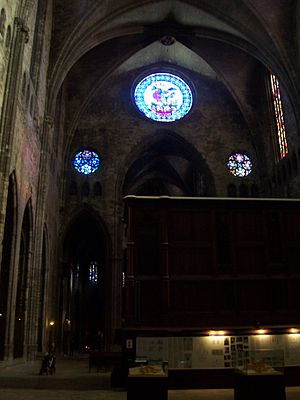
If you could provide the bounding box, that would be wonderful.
[255,329,268,335]
[289,328,300,334]
[208,330,226,336]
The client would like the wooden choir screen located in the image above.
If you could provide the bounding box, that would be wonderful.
[123,196,300,328]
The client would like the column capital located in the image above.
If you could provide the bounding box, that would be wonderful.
[44,115,54,128]
[14,17,29,43]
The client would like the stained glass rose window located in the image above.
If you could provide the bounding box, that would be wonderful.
[134,72,193,122]
[227,153,252,177]
[73,150,100,175]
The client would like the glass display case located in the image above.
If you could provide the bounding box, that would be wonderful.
[235,349,284,375]
[234,350,286,400]
[127,359,168,400]
[129,358,168,376]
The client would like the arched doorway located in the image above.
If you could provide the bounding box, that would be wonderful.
[62,211,109,354]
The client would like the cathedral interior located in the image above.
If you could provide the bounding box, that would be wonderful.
[1,0,300,383]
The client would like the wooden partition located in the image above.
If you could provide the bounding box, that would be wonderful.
[123,196,300,328]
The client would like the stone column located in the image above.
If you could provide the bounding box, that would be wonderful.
[0,16,29,271]
[25,115,54,360]
[0,16,30,361]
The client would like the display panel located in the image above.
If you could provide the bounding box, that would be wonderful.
[136,334,300,369]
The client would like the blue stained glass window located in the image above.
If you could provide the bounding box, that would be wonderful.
[227,153,252,177]
[134,72,193,122]
[73,150,100,175]
[89,261,98,285]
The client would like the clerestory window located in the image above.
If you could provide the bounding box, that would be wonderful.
[270,73,288,160]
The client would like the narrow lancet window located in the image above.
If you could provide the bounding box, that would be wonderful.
[270,74,288,160]
[89,261,98,285]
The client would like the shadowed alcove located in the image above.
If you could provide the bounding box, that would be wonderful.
[62,211,109,353]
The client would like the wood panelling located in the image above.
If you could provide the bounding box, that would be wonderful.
[169,245,213,275]
[235,246,266,274]
[216,281,236,311]
[169,281,215,312]
[237,280,271,311]
[235,210,264,240]
[123,197,300,328]
[168,210,213,241]
[137,280,162,323]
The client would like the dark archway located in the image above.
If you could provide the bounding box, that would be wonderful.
[62,211,108,354]
[0,174,17,360]
[122,130,215,196]
[37,227,47,352]
[13,200,31,358]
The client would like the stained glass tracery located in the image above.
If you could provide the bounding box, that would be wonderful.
[89,261,98,285]
[73,150,100,175]
[134,72,193,122]
[227,153,252,177]
[270,73,288,160]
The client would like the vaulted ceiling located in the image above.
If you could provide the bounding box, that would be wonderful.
[48,0,300,199]
[49,0,300,149]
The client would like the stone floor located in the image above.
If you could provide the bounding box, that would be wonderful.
[1,357,300,400]
[0,388,235,400]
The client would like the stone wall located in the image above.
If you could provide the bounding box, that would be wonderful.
[0,0,55,360]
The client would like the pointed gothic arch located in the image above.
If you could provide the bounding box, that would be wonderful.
[121,129,216,197]
[0,172,18,360]
[60,207,112,353]
[13,199,33,358]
